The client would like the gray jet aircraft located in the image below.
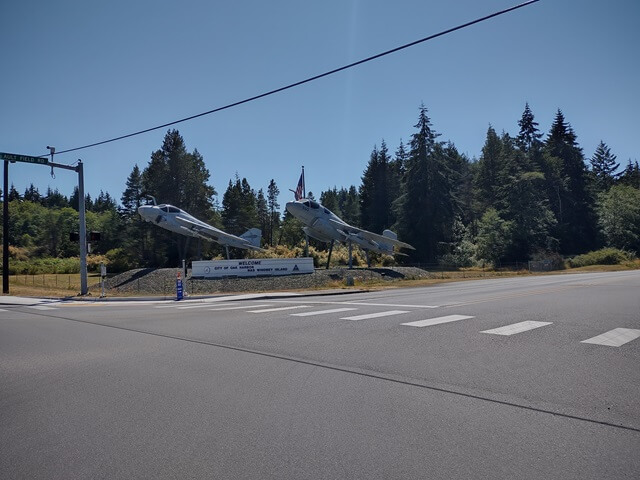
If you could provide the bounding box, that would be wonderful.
[285,198,414,265]
[138,203,262,259]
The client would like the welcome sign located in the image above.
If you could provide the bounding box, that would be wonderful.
[191,258,314,278]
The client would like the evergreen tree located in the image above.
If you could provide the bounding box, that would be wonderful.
[543,109,597,254]
[142,130,215,217]
[8,184,21,201]
[498,138,557,260]
[361,140,394,233]
[473,126,504,212]
[619,160,640,188]
[23,184,41,203]
[395,105,455,263]
[590,141,620,193]
[339,186,360,225]
[93,190,117,213]
[266,179,280,246]
[42,187,68,208]
[320,187,341,216]
[256,188,269,246]
[120,164,144,218]
[140,130,216,265]
[221,176,258,236]
[516,102,543,154]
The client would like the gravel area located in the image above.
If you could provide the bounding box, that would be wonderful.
[98,266,432,296]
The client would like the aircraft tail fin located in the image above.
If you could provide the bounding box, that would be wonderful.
[240,228,262,248]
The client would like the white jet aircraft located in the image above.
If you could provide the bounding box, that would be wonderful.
[285,198,414,266]
[138,203,262,259]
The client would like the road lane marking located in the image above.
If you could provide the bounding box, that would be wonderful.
[401,314,474,327]
[581,328,640,347]
[26,305,57,311]
[265,300,438,308]
[291,308,358,317]
[208,304,271,311]
[341,310,408,321]
[177,303,234,310]
[481,321,552,336]
[247,306,311,313]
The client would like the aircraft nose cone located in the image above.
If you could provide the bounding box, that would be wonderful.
[285,201,296,214]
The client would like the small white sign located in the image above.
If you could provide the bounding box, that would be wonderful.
[192,258,314,278]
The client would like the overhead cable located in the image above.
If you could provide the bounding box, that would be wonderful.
[46,0,540,157]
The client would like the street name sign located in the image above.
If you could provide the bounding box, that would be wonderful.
[0,152,48,165]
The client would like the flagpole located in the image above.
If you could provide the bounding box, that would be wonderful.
[302,165,305,198]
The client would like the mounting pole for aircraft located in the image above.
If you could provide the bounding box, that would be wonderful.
[225,245,230,260]
[348,240,353,270]
[326,240,334,269]
[304,234,309,257]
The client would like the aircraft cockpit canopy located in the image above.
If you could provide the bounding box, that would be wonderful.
[302,200,320,210]
[158,204,182,214]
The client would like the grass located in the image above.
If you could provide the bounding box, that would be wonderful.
[4,273,104,298]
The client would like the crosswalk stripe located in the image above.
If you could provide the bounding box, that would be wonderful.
[401,314,474,328]
[208,304,271,311]
[341,310,408,321]
[177,303,234,310]
[291,308,358,317]
[27,305,57,311]
[481,321,552,336]
[581,328,640,347]
[247,306,311,313]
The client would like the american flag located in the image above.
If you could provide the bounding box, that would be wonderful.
[294,171,304,200]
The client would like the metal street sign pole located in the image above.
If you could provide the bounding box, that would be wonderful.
[1,150,89,295]
[3,160,9,293]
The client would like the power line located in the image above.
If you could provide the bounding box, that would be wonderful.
[47,0,540,157]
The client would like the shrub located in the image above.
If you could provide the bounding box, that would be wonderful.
[568,248,633,268]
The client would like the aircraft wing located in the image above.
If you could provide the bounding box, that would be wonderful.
[174,215,258,249]
[327,218,415,250]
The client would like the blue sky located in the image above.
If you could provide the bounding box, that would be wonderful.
[1,0,638,209]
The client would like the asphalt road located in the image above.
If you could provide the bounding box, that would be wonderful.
[1,270,639,479]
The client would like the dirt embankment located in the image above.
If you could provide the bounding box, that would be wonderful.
[99,267,432,296]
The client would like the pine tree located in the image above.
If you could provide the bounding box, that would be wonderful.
[266,179,280,246]
[23,184,41,203]
[256,188,269,246]
[619,160,640,188]
[8,184,21,201]
[590,141,620,193]
[359,141,396,233]
[543,109,597,254]
[516,102,543,154]
[221,176,258,236]
[473,126,503,212]
[395,105,454,263]
[120,164,144,219]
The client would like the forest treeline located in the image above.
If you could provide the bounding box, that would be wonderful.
[2,104,639,272]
